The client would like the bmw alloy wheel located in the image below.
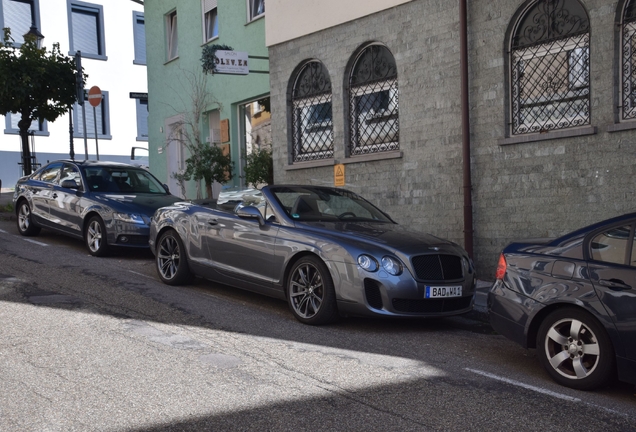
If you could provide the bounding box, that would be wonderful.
[537,308,614,390]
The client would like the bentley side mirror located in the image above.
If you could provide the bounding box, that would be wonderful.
[163,184,170,193]
[237,206,265,226]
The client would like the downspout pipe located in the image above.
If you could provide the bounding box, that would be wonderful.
[460,0,474,258]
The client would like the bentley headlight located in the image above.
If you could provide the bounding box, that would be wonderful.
[113,213,146,224]
[381,256,403,276]
[357,254,379,272]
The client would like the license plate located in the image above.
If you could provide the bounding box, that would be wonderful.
[425,286,462,298]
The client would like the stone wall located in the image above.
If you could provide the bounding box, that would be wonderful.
[268,0,636,279]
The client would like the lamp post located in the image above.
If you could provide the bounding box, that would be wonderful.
[18,0,44,176]
[23,0,44,48]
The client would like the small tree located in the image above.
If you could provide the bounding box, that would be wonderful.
[165,68,233,199]
[0,29,84,175]
[243,145,273,189]
[181,143,233,199]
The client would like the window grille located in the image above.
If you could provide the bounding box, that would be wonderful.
[291,61,334,162]
[622,1,636,120]
[510,0,590,135]
[348,44,399,156]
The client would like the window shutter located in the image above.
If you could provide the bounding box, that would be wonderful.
[137,100,149,139]
[203,0,217,13]
[76,100,104,137]
[134,15,146,63]
[3,0,32,44]
[72,8,99,55]
[10,113,20,130]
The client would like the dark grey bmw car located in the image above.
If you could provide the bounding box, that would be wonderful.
[13,160,181,256]
[149,185,476,325]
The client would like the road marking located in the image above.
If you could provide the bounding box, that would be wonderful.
[465,368,581,402]
[23,239,49,247]
[128,270,154,280]
[0,229,7,233]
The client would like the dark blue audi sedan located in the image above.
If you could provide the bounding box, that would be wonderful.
[13,160,181,256]
[489,212,636,390]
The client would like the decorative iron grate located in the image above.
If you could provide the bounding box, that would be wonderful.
[348,45,399,155]
[510,0,590,135]
[291,61,334,162]
[623,0,636,120]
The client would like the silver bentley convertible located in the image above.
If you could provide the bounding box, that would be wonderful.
[149,185,476,325]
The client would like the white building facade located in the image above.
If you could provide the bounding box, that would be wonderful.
[0,0,148,187]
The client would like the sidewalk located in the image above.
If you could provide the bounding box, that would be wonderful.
[0,188,15,221]
[471,279,491,322]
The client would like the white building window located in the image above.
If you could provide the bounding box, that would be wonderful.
[166,9,178,61]
[0,0,40,46]
[133,11,146,65]
[202,0,218,42]
[74,90,111,139]
[136,99,148,141]
[4,113,48,136]
[67,1,107,60]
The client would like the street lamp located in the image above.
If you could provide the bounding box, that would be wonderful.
[23,0,44,48]
[23,26,44,47]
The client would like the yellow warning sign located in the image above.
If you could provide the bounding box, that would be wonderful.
[334,164,345,187]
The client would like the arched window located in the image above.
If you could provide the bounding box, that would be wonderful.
[347,44,399,155]
[509,0,590,135]
[290,60,334,162]
[622,1,636,120]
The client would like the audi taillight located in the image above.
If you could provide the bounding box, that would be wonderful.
[495,254,507,280]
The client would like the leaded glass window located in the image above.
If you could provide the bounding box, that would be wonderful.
[291,61,334,162]
[510,0,590,135]
[622,1,636,120]
[348,44,399,155]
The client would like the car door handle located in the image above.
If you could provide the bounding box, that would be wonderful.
[598,278,632,291]
[208,219,218,226]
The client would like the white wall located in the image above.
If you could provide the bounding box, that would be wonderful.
[265,0,413,46]
[0,0,146,159]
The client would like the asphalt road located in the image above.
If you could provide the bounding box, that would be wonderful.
[0,217,635,431]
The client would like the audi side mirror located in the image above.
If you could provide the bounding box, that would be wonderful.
[61,179,80,189]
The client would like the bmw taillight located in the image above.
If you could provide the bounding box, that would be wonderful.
[495,254,507,280]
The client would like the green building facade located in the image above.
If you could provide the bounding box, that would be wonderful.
[145,0,269,198]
